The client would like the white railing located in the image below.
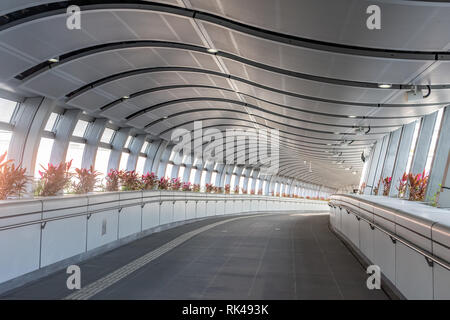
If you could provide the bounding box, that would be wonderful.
[329,194,450,300]
[0,191,329,292]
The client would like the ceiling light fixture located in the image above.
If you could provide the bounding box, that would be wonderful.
[348,115,356,118]
[352,171,357,175]
[48,57,59,63]
[378,83,392,89]
[207,48,218,53]
[122,96,130,99]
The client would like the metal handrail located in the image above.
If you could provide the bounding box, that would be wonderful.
[331,201,450,271]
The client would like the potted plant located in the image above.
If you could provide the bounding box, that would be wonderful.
[181,182,192,192]
[72,165,100,194]
[408,171,428,201]
[158,177,170,190]
[373,178,381,195]
[382,176,392,196]
[233,185,240,194]
[397,173,408,198]
[192,184,200,192]
[257,189,263,195]
[0,152,30,200]
[141,172,158,190]
[119,170,141,191]
[205,183,214,193]
[224,184,230,194]
[170,177,182,191]
[35,160,72,196]
[105,169,120,191]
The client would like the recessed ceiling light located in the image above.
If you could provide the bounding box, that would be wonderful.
[48,57,59,63]
[378,83,392,89]
[348,115,356,118]
[207,48,218,53]
[122,96,130,99]
[334,132,340,135]
[352,171,357,175]
[163,116,169,119]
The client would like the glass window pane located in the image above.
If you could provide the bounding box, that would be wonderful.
[189,168,197,183]
[124,136,133,149]
[230,174,236,191]
[165,163,173,178]
[44,113,58,132]
[0,98,17,123]
[95,147,111,182]
[100,128,115,144]
[72,120,88,137]
[200,170,207,190]
[238,176,245,193]
[35,138,54,178]
[66,142,85,170]
[0,130,12,156]
[405,119,421,174]
[136,156,146,175]
[119,152,129,171]
[425,108,444,173]
[255,179,260,192]
[141,141,149,153]
[211,171,217,186]
[178,166,185,180]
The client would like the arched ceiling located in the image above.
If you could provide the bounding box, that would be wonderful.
[1,0,450,188]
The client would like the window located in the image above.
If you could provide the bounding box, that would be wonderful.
[165,163,173,178]
[66,142,85,170]
[262,180,267,195]
[405,119,421,174]
[178,166,185,180]
[238,175,245,193]
[72,120,89,137]
[124,136,133,149]
[211,171,217,186]
[44,113,59,132]
[0,130,12,155]
[0,98,17,123]
[248,177,253,191]
[119,152,129,171]
[95,147,111,181]
[200,170,207,190]
[34,138,54,177]
[230,174,236,192]
[141,141,149,153]
[424,108,444,174]
[100,128,115,144]
[136,156,146,175]
[255,179,260,193]
[189,168,197,183]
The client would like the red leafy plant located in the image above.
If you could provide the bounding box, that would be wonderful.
[158,177,171,190]
[192,184,200,192]
[242,189,248,194]
[382,176,392,196]
[36,160,73,196]
[205,183,214,193]
[233,185,240,194]
[408,171,429,201]
[214,186,223,193]
[119,170,142,191]
[72,165,100,194]
[250,189,255,195]
[373,178,381,195]
[141,172,158,190]
[181,182,192,191]
[396,173,408,198]
[0,152,30,200]
[170,177,182,191]
[105,169,120,192]
[224,184,230,194]
[257,189,263,195]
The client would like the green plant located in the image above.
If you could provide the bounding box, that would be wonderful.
[36,160,72,196]
[119,170,142,191]
[72,165,100,194]
[141,172,158,190]
[373,178,381,195]
[0,152,30,200]
[105,169,120,192]
[427,184,442,207]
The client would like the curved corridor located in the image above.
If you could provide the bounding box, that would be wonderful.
[1,212,387,300]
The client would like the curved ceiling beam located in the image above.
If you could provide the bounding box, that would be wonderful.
[138,104,401,132]
[101,84,426,121]
[66,66,450,108]
[153,115,389,139]
[3,1,450,62]
[14,39,449,91]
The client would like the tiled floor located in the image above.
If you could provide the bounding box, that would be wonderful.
[1,212,388,300]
